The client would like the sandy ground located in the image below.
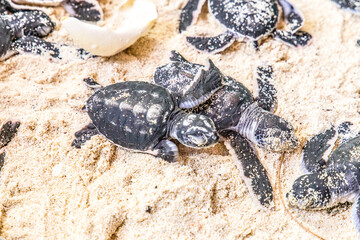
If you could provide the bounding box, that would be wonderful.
[0,0,360,239]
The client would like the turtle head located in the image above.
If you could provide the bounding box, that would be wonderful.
[286,173,331,210]
[12,10,55,38]
[254,112,299,152]
[170,112,219,148]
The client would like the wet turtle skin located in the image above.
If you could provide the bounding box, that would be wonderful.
[86,81,177,151]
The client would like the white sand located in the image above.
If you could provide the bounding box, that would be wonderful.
[0,0,360,239]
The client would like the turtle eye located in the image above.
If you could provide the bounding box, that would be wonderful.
[35,25,52,37]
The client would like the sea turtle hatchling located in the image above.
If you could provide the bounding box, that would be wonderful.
[152,51,299,207]
[330,0,360,46]
[179,0,312,53]
[72,77,221,163]
[0,3,92,61]
[0,121,20,171]
[287,122,360,234]
[6,0,103,22]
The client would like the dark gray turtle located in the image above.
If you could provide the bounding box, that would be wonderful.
[287,122,360,234]
[179,0,312,52]
[330,0,360,46]
[6,0,103,22]
[0,4,92,61]
[152,51,299,208]
[0,121,20,172]
[72,78,221,163]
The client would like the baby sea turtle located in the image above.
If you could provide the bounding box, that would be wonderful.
[179,0,312,52]
[7,0,103,21]
[0,121,20,171]
[152,51,299,207]
[287,122,360,234]
[0,7,54,60]
[330,0,360,46]
[0,4,91,61]
[72,78,221,163]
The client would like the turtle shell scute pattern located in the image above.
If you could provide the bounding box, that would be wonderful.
[153,61,203,98]
[86,81,175,150]
[209,0,279,40]
[199,77,254,130]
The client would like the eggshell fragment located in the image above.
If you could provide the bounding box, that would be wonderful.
[62,0,157,57]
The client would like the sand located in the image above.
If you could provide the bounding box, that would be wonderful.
[0,0,360,239]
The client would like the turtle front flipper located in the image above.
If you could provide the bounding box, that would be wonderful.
[179,59,224,108]
[302,126,337,173]
[277,0,304,32]
[83,77,103,90]
[186,31,235,54]
[153,139,178,163]
[72,123,99,148]
[11,36,93,60]
[254,65,277,113]
[169,50,191,63]
[179,0,206,33]
[337,121,359,145]
[0,18,14,61]
[273,30,312,47]
[0,121,20,149]
[220,130,274,208]
[62,0,103,22]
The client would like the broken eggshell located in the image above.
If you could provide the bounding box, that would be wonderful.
[61,0,157,57]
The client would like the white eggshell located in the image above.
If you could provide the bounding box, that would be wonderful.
[62,0,157,57]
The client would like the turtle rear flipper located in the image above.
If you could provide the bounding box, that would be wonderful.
[221,130,274,209]
[179,59,224,108]
[302,126,337,173]
[186,31,235,54]
[0,121,20,149]
[277,0,304,32]
[72,123,99,148]
[62,0,103,22]
[254,65,277,113]
[273,30,312,47]
[11,36,93,60]
[179,0,206,33]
